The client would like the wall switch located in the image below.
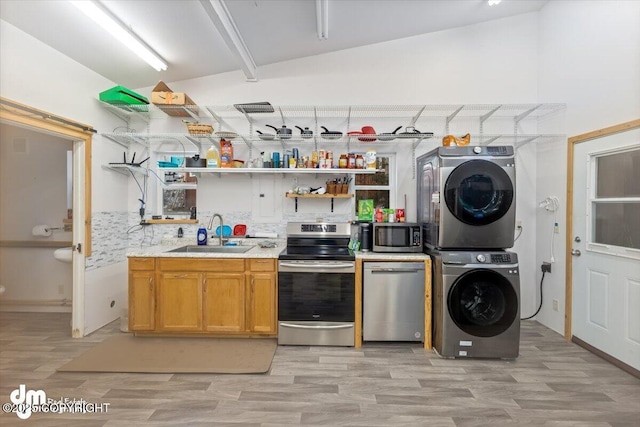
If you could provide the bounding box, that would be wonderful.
[553,299,559,311]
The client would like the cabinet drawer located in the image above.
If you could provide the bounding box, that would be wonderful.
[129,257,155,271]
[158,258,244,272]
[247,258,275,272]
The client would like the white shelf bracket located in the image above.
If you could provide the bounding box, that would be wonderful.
[445,105,464,134]
[409,105,427,127]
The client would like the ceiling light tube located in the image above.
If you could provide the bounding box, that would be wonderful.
[200,0,257,82]
[69,0,167,71]
[316,0,328,40]
[488,0,502,5]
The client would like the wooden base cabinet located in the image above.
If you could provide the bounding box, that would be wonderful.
[128,257,276,336]
[128,258,156,331]
[203,272,246,332]
[158,272,202,331]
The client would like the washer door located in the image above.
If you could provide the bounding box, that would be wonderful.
[444,160,513,226]
[448,269,518,337]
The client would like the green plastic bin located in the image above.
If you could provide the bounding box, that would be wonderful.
[99,86,149,105]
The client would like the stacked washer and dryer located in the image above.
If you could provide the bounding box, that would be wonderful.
[417,146,520,359]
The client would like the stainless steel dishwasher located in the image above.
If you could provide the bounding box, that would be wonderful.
[363,261,425,342]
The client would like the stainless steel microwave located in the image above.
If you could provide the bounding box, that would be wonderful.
[372,223,422,253]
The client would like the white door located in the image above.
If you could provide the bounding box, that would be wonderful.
[571,126,640,371]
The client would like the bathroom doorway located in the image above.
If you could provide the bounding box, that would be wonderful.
[0,97,93,337]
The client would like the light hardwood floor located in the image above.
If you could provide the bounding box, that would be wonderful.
[0,312,638,426]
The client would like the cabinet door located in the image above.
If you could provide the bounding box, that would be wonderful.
[157,272,203,331]
[203,273,245,333]
[248,272,276,334]
[129,271,155,331]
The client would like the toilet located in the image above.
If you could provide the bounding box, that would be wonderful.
[53,247,73,263]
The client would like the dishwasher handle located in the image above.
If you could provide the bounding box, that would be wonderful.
[368,268,424,274]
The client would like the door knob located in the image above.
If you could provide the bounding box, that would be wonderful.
[571,249,581,256]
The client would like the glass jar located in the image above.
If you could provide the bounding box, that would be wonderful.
[355,154,364,169]
[339,154,348,168]
[347,153,356,169]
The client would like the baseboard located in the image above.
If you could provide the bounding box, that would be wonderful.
[571,335,640,379]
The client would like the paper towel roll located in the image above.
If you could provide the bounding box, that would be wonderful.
[32,225,52,237]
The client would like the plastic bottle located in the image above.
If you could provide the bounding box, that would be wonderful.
[206,145,220,168]
[197,226,208,245]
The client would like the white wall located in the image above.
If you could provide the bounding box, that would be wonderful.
[0,21,130,334]
[535,0,640,333]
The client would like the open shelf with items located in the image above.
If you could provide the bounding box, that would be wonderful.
[285,193,354,213]
[157,167,381,176]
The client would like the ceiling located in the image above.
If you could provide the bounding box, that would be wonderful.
[1,0,549,89]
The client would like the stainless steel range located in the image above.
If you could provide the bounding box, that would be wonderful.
[278,222,355,346]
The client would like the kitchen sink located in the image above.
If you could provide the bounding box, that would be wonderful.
[169,245,255,254]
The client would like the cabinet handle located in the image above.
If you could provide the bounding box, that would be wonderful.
[203,278,207,293]
[149,277,152,291]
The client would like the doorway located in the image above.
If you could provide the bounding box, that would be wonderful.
[0,97,93,337]
[566,119,640,375]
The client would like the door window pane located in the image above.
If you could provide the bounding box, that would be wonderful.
[355,157,389,185]
[593,202,640,250]
[163,189,197,216]
[596,149,640,197]
[354,155,392,217]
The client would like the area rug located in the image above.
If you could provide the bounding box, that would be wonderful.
[57,335,277,374]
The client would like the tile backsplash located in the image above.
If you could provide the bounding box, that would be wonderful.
[85,210,351,270]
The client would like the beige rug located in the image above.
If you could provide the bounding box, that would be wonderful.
[58,335,277,374]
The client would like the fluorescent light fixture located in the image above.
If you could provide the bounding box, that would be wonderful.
[488,0,502,5]
[200,0,258,82]
[316,0,329,40]
[69,0,167,71]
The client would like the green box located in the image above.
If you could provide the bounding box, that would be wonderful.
[358,199,374,221]
[99,86,149,105]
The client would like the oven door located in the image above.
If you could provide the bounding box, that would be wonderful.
[278,260,355,346]
[278,260,355,322]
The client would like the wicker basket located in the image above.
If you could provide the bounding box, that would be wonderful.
[185,123,214,135]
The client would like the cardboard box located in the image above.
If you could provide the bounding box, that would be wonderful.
[151,81,199,117]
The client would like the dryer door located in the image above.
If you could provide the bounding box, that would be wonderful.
[444,160,513,226]
[448,269,518,337]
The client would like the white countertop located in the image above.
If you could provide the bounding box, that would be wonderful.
[128,238,431,261]
[127,238,286,259]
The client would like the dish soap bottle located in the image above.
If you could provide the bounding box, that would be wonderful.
[197,226,207,246]
[206,145,220,168]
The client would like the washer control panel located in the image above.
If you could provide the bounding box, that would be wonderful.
[439,251,517,265]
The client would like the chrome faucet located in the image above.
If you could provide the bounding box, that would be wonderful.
[207,213,224,246]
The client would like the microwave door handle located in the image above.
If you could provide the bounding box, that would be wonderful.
[279,323,354,330]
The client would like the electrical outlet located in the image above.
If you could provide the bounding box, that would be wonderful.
[541,262,552,273]
[553,299,559,311]
[58,285,64,295]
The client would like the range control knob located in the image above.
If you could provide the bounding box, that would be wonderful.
[476,254,487,263]
[473,146,482,154]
